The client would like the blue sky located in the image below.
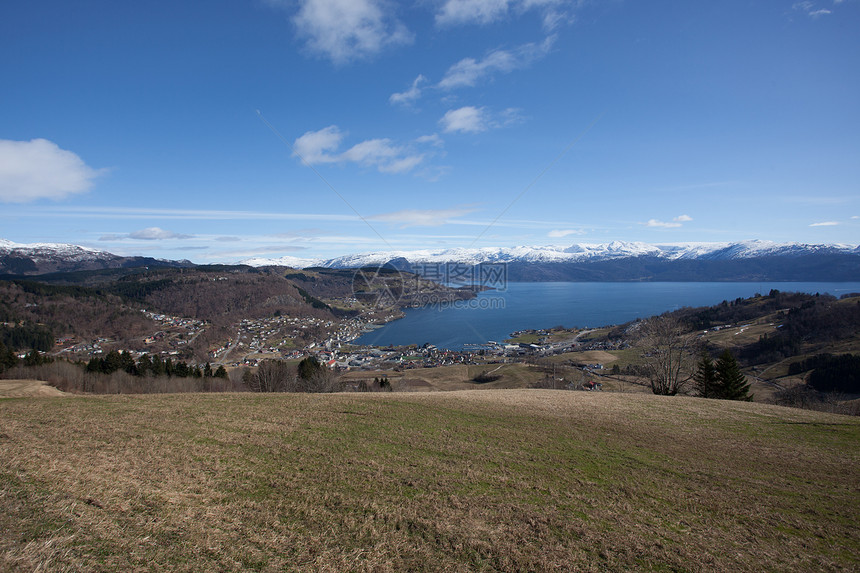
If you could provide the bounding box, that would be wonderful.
[1,0,858,262]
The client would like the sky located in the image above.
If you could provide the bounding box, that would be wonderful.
[1,0,859,263]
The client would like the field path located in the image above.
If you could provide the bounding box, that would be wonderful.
[0,379,66,397]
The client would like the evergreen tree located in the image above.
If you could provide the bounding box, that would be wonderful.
[151,355,166,376]
[714,349,752,401]
[23,349,51,367]
[298,356,323,381]
[137,354,153,376]
[693,352,718,398]
[214,365,228,379]
[0,341,18,373]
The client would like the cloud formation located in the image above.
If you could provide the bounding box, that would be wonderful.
[370,207,478,227]
[0,139,106,203]
[438,36,555,89]
[292,126,428,173]
[436,0,570,29]
[100,227,193,241]
[645,219,681,228]
[439,106,523,133]
[390,75,427,106]
[548,229,585,238]
[280,0,412,64]
[793,1,833,17]
[644,214,692,229]
[440,106,488,133]
[809,221,839,227]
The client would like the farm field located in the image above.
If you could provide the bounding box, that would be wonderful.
[1,390,858,571]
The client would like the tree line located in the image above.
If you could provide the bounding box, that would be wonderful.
[788,353,860,394]
[85,350,227,379]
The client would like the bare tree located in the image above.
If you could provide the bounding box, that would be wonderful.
[638,315,699,396]
[245,360,297,392]
[245,359,339,392]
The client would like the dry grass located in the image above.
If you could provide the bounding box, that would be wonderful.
[0,380,67,398]
[1,390,858,572]
[341,363,545,392]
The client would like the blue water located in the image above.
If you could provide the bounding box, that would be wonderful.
[353,282,860,350]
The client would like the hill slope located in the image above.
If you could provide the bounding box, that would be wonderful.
[1,390,857,571]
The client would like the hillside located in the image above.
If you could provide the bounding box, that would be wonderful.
[1,391,857,571]
[0,265,475,364]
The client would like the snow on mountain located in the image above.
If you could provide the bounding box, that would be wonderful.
[2,238,857,273]
[241,255,324,268]
[240,241,860,269]
[0,239,114,263]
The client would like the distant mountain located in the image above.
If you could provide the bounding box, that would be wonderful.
[242,240,860,282]
[0,239,192,275]
[3,238,859,281]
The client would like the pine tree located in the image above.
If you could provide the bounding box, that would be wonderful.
[693,353,718,398]
[0,341,18,373]
[714,349,752,401]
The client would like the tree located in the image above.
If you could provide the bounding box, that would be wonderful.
[714,349,752,401]
[693,352,718,398]
[0,341,18,373]
[638,315,698,395]
[298,356,323,381]
[247,360,295,392]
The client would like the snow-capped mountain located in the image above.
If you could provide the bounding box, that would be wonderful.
[0,239,190,275]
[3,238,859,280]
[241,240,860,269]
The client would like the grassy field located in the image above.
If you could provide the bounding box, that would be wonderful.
[2,390,859,572]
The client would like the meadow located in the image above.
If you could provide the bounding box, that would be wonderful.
[1,390,858,571]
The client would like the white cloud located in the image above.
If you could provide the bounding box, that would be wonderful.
[438,36,555,89]
[378,155,425,174]
[645,219,682,228]
[809,221,839,227]
[389,74,427,106]
[415,133,444,147]
[282,0,412,64]
[292,126,425,173]
[436,0,568,28]
[341,138,402,164]
[793,1,833,17]
[0,139,106,203]
[548,229,585,238]
[100,227,193,241]
[440,106,488,133]
[37,206,361,222]
[293,125,344,164]
[370,207,478,227]
[643,214,692,228]
[439,106,523,134]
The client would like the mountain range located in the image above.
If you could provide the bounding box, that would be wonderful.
[240,240,860,268]
[2,239,859,282]
[0,239,191,275]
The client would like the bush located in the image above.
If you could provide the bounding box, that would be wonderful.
[473,371,501,383]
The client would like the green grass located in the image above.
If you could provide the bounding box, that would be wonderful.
[1,390,859,571]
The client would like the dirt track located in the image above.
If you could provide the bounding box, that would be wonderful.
[0,380,66,397]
